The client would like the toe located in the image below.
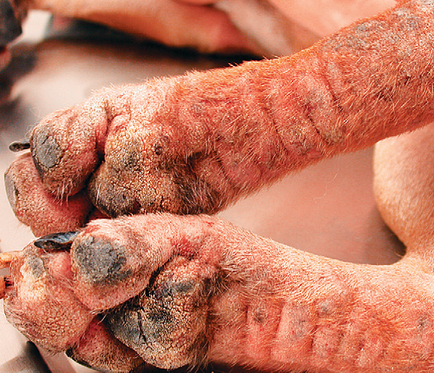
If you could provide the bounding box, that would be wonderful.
[29,100,108,198]
[106,256,210,369]
[3,243,93,352]
[5,153,94,236]
[66,318,145,373]
[87,162,182,217]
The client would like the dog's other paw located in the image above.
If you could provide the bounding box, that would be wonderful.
[4,214,434,372]
[1,214,232,371]
[5,78,237,235]
[5,214,434,372]
[5,65,304,236]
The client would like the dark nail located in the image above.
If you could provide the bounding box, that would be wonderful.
[4,171,18,211]
[34,231,79,251]
[0,0,22,45]
[9,140,30,152]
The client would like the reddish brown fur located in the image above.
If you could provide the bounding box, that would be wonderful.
[4,0,434,372]
[8,0,434,227]
[4,214,434,372]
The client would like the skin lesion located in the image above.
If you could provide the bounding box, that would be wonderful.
[1,211,434,372]
[4,1,434,372]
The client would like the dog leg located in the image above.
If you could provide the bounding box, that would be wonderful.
[215,0,320,56]
[31,0,259,54]
[3,214,434,372]
[375,124,434,260]
[6,0,434,236]
[268,0,395,37]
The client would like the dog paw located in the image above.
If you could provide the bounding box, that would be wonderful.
[1,214,225,371]
[5,213,434,372]
[28,81,231,218]
[5,76,250,235]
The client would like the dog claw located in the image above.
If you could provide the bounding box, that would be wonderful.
[9,140,30,152]
[34,231,79,251]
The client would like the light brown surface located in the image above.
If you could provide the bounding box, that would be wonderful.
[0,10,403,373]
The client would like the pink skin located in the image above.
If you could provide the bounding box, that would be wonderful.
[5,0,393,57]
[14,0,260,55]
[4,0,434,372]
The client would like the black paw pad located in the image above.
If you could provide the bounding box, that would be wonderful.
[31,127,63,172]
[104,261,209,370]
[72,237,130,284]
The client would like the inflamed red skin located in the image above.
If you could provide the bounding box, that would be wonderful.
[4,0,434,372]
[6,0,434,236]
[3,213,434,373]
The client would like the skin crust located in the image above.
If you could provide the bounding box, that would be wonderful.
[3,0,434,372]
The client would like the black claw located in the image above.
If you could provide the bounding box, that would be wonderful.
[9,140,30,152]
[0,0,23,45]
[34,231,79,251]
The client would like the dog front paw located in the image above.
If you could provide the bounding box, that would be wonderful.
[1,214,226,371]
[5,77,240,235]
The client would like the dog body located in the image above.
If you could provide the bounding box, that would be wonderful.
[2,0,434,372]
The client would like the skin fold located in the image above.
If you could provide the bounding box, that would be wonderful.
[3,0,434,372]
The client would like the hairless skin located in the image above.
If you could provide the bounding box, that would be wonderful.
[3,0,434,372]
[0,0,393,71]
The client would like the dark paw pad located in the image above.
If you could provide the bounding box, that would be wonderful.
[105,257,210,369]
[72,237,130,284]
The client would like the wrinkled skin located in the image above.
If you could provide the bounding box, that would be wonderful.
[4,0,434,372]
[5,212,434,373]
